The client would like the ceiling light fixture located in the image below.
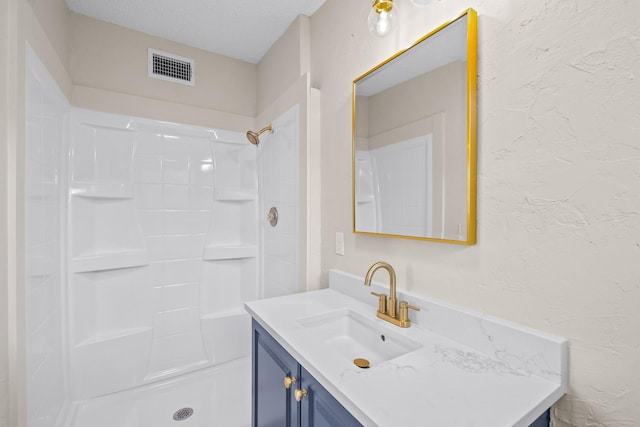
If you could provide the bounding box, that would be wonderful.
[368,0,397,37]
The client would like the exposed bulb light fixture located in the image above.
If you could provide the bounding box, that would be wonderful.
[368,0,397,37]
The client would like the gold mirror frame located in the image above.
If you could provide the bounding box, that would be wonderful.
[352,8,477,245]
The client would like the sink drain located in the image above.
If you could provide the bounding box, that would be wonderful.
[173,407,194,421]
[353,358,370,369]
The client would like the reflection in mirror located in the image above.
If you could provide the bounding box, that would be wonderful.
[352,9,477,244]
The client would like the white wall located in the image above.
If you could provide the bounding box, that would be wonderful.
[312,0,640,425]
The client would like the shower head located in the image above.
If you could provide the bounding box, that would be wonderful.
[246,124,273,145]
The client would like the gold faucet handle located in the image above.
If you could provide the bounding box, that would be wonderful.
[370,291,387,314]
[399,301,420,323]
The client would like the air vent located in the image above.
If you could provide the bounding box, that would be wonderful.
[148,49,195,86]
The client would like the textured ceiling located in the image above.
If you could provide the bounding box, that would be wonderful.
[65,0,327,64]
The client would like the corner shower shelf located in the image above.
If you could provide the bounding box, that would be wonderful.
[70,183,134,199]
[74,326,153,348]
[203,244,257,260]
[214,187,257,201]
[71,250,148,272]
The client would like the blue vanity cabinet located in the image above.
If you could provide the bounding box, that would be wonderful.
[252,320,299,427]
[529,409,551,427]
[299,366,362,427]
[252,320,362,427]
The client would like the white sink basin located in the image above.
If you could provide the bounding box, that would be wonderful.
[296,308,422,366]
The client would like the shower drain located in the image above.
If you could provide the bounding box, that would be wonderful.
[173,407,194,421]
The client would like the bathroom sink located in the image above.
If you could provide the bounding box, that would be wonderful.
[296,309,422,366]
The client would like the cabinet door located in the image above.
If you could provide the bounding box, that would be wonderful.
[252,320,299,427]
[529,409,550,427]
[300,366,362,427]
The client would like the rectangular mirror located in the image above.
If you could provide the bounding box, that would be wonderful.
[352,9,477,244]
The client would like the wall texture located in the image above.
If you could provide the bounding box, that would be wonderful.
[312,0,640,425]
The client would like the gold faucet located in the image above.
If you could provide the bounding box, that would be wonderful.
[364,261,420,328]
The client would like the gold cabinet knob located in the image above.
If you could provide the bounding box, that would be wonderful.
[294,388,308,402]
[284,376,297,389]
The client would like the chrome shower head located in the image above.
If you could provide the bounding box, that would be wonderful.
[246,124,273,145]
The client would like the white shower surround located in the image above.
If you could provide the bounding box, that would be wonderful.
[258,105,300,299]
[67,109,260,400]
[25,46,69,427]
[26,47,301,427]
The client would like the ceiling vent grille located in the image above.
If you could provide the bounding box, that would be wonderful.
[148,49,195,86]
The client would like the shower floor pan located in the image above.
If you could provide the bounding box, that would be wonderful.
[65,357,250,427]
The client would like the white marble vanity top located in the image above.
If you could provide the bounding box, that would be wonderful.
[244,270,567,427]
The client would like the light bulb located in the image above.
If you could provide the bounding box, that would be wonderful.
[368,0,397,37]
[375,11,390,35]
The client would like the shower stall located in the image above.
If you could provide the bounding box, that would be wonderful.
[25,47,301,427]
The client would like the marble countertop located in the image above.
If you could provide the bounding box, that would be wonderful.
[245,270,567,427]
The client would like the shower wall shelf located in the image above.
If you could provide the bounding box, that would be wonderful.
[203,244,257,260]
[214,187,258,201]
[142,360,211,383]
[70,183,134,199]
[74,326,153,348]
[71,250,148,273]
[200,307,248,321]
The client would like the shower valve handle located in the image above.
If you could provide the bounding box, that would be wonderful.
[267,207,278,226]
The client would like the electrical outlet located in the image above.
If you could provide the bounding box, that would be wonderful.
[335,232,345,256]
